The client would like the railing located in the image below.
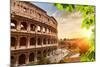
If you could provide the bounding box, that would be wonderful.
[11,44,58,50]
[11,29,57,37]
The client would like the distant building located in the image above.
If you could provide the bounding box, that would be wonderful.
[58,38,87,49]
[11,0,58,66]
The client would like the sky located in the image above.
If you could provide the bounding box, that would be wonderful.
[31,2,85,39]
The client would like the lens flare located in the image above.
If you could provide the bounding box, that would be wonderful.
[82,27,92,39]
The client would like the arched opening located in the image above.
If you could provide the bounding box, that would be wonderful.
[37,38,41,45]
[18,54,26,65]
[11,37,16,47]
[38,13,41,18]
[20,37,27,47]
[11,19,17,29]
[21,22,27,30]
[43,38,46,44]
[48,39,50,44]
[52,39,54,44]
[48,49,51,56]
[53,39,55,44]
[30,37,36,46]
[37,26,41,32]
[30,24,36,31]
[23,7,27,12]
[11,56,15,65]
[42,27,46,33]
[29,53,34,62]
[49,39,52,44]
[51,39,53,44]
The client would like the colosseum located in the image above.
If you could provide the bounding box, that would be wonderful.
[11,0,58,66]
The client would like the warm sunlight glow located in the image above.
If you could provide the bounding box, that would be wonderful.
[82,27,93,39]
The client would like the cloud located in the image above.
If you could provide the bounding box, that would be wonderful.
[61,11,82,19]
[53,11,83,39]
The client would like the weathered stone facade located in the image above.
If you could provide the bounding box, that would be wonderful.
[11,0,58,66]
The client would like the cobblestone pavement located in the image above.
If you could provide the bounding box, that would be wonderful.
[47,48,69,63]
[47,48,80,63]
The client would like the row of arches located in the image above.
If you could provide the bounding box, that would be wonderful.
[11,19,57,33]
[11,53,34,65]
[12,1,48,24]
[11,48,56,65]
[11,36,57,47]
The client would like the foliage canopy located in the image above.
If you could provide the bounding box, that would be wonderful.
[53,3,95,62]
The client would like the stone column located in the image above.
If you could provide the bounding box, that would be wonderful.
[26,53,29,64]
[41,37,43,46]
[35,25,38,33]
[49,38,51,45]
[40,26,43,33]
[46,39,47,45]
[34,50,37,63]
[17,21,21,31]
[27,36,30,48]
[35,26,38,47]
[27,23,30,32]
[16,36,20,49]
[15,55,19,66]
[15,36,17,49]
[35,35,38,47]
[47,49,49,56]
[41,50,43,58]
[52,48,54,55]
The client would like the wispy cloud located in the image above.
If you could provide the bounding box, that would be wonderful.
[31,2,84,39]
[53,11,83,39]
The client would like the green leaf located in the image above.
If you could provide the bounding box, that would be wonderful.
[53,4,95,62]
[69,5,74,12]
[56,4,64,10]
[65,6,70,11]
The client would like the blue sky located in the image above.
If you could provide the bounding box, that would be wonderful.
[30,2,84,39]
[31,2,64,16]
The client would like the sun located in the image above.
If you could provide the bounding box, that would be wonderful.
[82,27,92,39]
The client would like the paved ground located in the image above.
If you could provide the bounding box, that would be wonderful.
[47,48,69,63]
[47,48,80,63]
[63,53,80,63]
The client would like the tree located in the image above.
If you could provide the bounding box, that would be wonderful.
[53,3,95,62]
